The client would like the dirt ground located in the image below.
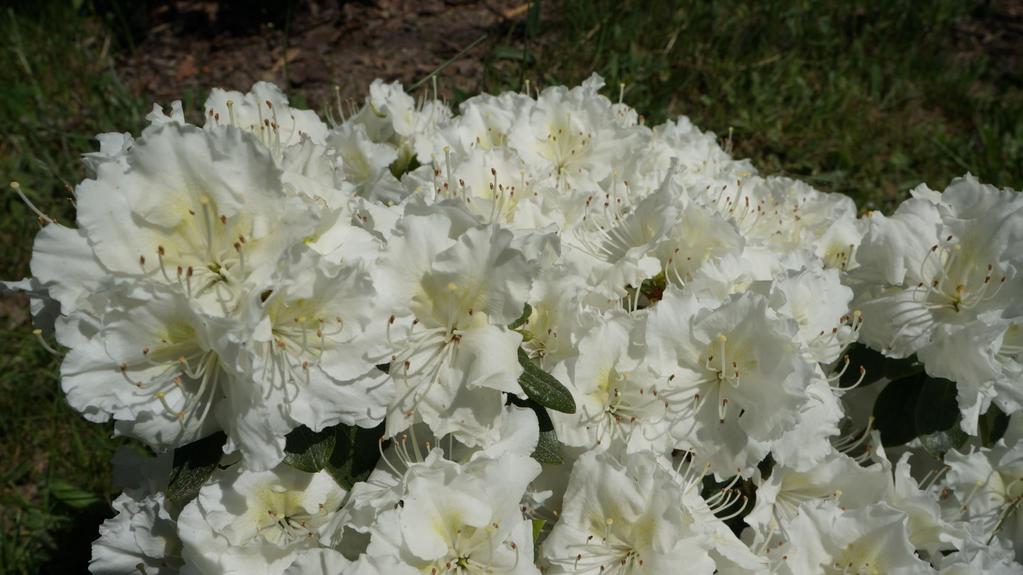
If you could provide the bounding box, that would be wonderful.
[119,0,545,111]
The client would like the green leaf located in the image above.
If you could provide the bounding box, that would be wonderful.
[281,423,386,489]
[326,423,386,489]
[283,426,336,473]
[509,303,532,330]
[166,432,227,510]
[532,430,564,464]
[506,392,566,464]
[517,348,576,414]
[526,0,542,37]
[912,378,969,457]
[493,45,532,63]
[918,427,969,457]
[531,518,547,542]
[48,480,99,509]
[979,405,1010,447]
[840,343,922,389]
[913,377,959,436]
[872,373,925,447]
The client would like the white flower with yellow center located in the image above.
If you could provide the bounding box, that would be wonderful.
[550,313,671,453]
[518,264,599,367]
[405,147,534,227]
[224,246,392,469]
[508,74,646,193]
[59,283,228,451]
[744,450,890,540]
[646,288,814,477]
[177,464,346,575]
[379,208,534,445]
[778,501,933,575]
[325,123,401,203]
[654,202,744,291]
[942,436,1023,561]
[565,182,678,299]
[852,176,1023,432]
[541,448,763,574]
[74,123,318,318]
[204,81,328,150]
[365,449,540,574]
[343,405,540,539]
[346,79,452,169]
[769,267,861,364]
[434,91,533,156]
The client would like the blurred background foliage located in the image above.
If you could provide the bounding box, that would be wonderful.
[1,0,1020,572]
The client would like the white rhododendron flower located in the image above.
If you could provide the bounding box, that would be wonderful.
[178,465,346,574]
[91,491,181,575]
[645,289,815,476]
[379,208,535,445]
[775,500,934,574]
[204,81,329,148]
[75,124,317,312]
[941,435,1023,561]
[7,76,1023,573]
[58,283,228,449]
[852,176,1023,432]
[549,313,671,454]
[90,449,181,574]
[364,448,541,574]
[541,448,764,574]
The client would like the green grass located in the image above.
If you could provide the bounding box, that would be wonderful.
[1,3,144,573]
[1,0,1021,572]
[490,0,1022,211]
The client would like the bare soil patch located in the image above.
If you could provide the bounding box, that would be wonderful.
[119,0,541,110]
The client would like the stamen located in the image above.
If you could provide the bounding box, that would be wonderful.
[32,329,60,355]
[9,181,54,224]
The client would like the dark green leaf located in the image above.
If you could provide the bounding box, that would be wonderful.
[913,377,959,436]
[839,343,922,389]
[493,45,532,63]
[166,432,227,509]
[282,423,385,489]
[48,480,99,509]
[326,423,386,489]
[526,0,542,36]
[509,303,532,330]
[532,430,564,464]
[918,427,969,457]
[283,426,336,473]
[517,348,576,414]
[979,405,1010,447]
[872,373,925,447]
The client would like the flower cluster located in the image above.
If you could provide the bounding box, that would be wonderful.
[8,76,1023,574]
